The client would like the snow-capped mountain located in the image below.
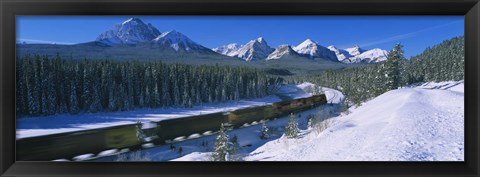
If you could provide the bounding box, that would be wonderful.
[328,45,389,63]
[213,37,274,61]
[345,45,365,56]
[212,43,242,56]
[266,45,299,60]
[292,39,338,61]
[234,37,274,61]
[327,45,353,61]
[353,48,389,63]
[96,17,162,46]
[151,30,209,52]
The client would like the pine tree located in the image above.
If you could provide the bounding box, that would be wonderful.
[69,80,79,114]
[229,134,241,155]
[385,43,405,90]
[212,123,230,161]
[260,121,269,139]
[285,113,299,139]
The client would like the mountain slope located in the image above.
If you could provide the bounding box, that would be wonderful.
[213,37,274,61]
[328,45,388,63]
[212,43,242,56]
[266,45,300,60]
[292,39,338,61]
[96,17,162,46]
[150,30,212,52]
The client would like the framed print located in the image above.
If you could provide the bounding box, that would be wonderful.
[1,0,479,176]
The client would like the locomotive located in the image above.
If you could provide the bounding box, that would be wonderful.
[16,94,326,161]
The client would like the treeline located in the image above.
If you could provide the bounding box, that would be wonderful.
[16,55,274,117]
[300,36,464,106]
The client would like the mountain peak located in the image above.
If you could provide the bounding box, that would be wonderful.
[214,37,273,61]
[267,45,298,60]
[256,37,265,43]
[152,30,208,52]
[346,45,365,56]
[328,45,388,63]
[327,45,337,50]
[293,39,337,61]
[96,17,161,46]
[304,38,316,44]
[212,43,242,56]
[122,17,144,25]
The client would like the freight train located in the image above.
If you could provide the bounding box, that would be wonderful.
[16,94,326,161]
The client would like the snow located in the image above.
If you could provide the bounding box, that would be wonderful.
[152,30,204,52]
[73,153,95,161]
[293,39,337,61]
[234,37,274,61]
[171,152,213,161]
[355,48,388,62]
[214,37,274,61]
[266,45,297,60]
[246,80,464,161]
[327,45,389,63]
[212,43,242,56]
[345,45,364,56]
[98,149,119,156]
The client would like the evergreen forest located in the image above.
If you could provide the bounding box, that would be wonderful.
[16,56,276,117]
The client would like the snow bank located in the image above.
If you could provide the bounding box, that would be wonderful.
[246,81,464,161]
[171,152,213,161]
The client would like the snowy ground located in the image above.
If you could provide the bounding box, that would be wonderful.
[245,80,464,161]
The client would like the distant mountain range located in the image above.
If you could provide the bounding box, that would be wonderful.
[19,17,389,64]
[213,37,389,64]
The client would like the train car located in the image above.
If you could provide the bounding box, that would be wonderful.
[153,112,227,143]
[16,124,139,161]
[227,105,268,127]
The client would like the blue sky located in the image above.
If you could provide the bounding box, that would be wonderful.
[17,16,463,58]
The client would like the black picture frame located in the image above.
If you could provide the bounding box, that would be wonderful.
[1,0,479,176]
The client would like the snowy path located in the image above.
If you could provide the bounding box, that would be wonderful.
[245,81,464,161]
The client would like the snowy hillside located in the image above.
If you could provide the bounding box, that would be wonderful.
[328,45,389,63]
[293,39,338,61]
[246,80,464,161]
[151,30,209,52]
[96,18,162,46]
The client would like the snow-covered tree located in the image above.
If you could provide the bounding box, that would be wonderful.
[212,123,230,161]
[285,113,299,139]
[260,121,269,139]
